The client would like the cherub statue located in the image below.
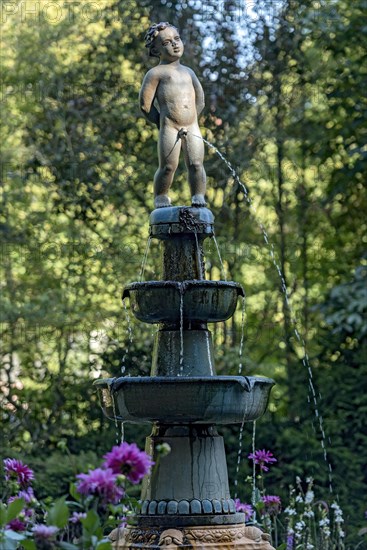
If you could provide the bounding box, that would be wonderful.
[140,22,207,209]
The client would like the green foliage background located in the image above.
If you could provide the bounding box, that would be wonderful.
[1,0,366,546]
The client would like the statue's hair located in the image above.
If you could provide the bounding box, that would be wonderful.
[144,22,179,58]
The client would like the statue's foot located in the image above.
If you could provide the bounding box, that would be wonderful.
[191,194,206,207]
[155,195,172,208]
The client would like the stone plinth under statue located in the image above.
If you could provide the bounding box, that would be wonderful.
[95,207,275,549]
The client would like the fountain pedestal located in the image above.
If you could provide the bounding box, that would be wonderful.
[96,207,275,549]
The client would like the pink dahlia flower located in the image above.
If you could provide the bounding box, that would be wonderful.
[69,511,87,524]
[3,458,34,487]
[32,525,59,539]
[6,518,27,532]
[17,487,35,503]
[234,499,254,522]
[262,495,281,516]
[76,467,124,504]
[103,442,154,484]
[248,449,277,472]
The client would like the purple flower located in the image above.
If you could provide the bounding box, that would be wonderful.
[3,458,34,487]
[286,531,295,550]
[119,516,127,529]
[234,499,254,522]
[32,525,59,539]
[6,496,33,528]
[103,442,154,484]
[6,518,27,532]
[17,487,35,503]
[261,495,281,516]
[69,511,87,524]
[76,467,124,504]
[248,449,277,472]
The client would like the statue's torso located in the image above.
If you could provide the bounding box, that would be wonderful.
[155,65,197,127]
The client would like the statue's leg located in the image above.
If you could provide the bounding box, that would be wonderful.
[183,126,206,207]
[154,125,181,208]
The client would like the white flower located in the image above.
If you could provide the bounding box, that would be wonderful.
[331,502,344,522]
[338,529,345,538]
[295,520,306,531]
[306,544,314,549]
[284,507,297,516]
[305,490,314,504]
[295,495,304,503]
[319,518,330,527]
[304,510,315,518]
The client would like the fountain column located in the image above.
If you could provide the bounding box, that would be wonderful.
[96,206,275,549]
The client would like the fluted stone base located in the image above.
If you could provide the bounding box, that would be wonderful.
[110,523,275,549]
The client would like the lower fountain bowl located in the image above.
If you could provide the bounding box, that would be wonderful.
[122,280,244,324]
[94,376,274,425]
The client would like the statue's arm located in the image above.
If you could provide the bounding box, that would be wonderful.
[190,70,205,115]
[139,70,160,128]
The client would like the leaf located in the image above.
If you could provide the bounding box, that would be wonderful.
[3,529,26,541]
[96,540,113,549]
[47,496,69,528]
[81,509,100,534]
[6,498,25,523]
[0,503,7,528]
[0,535,18,550]
[276,544,287,550]
[21,540,37,550]
[59,542,80,550]
[69,482,80,502]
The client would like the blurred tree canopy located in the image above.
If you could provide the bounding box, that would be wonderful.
[1,0,366,545]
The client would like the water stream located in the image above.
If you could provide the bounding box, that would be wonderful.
[238,295,246,376]
[110,385,120,446]
[213,235,227,281]
[121,300,133,376]
[139,236,152,282]
[194,230,204,279]
[205,332,214,376]
[179,286,184,375]
[189,131,333,492]
[234,417,246,499]
[251,420,257,512]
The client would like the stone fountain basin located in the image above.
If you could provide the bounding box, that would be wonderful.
[122,280,244,324]
[94,376,274,425]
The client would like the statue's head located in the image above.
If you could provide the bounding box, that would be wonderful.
[144,22,183,59]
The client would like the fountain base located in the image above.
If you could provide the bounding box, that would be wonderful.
[110,523,275,549]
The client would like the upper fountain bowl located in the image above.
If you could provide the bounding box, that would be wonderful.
[122,280,244,324]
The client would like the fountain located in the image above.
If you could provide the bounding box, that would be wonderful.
[94,22,275,549]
